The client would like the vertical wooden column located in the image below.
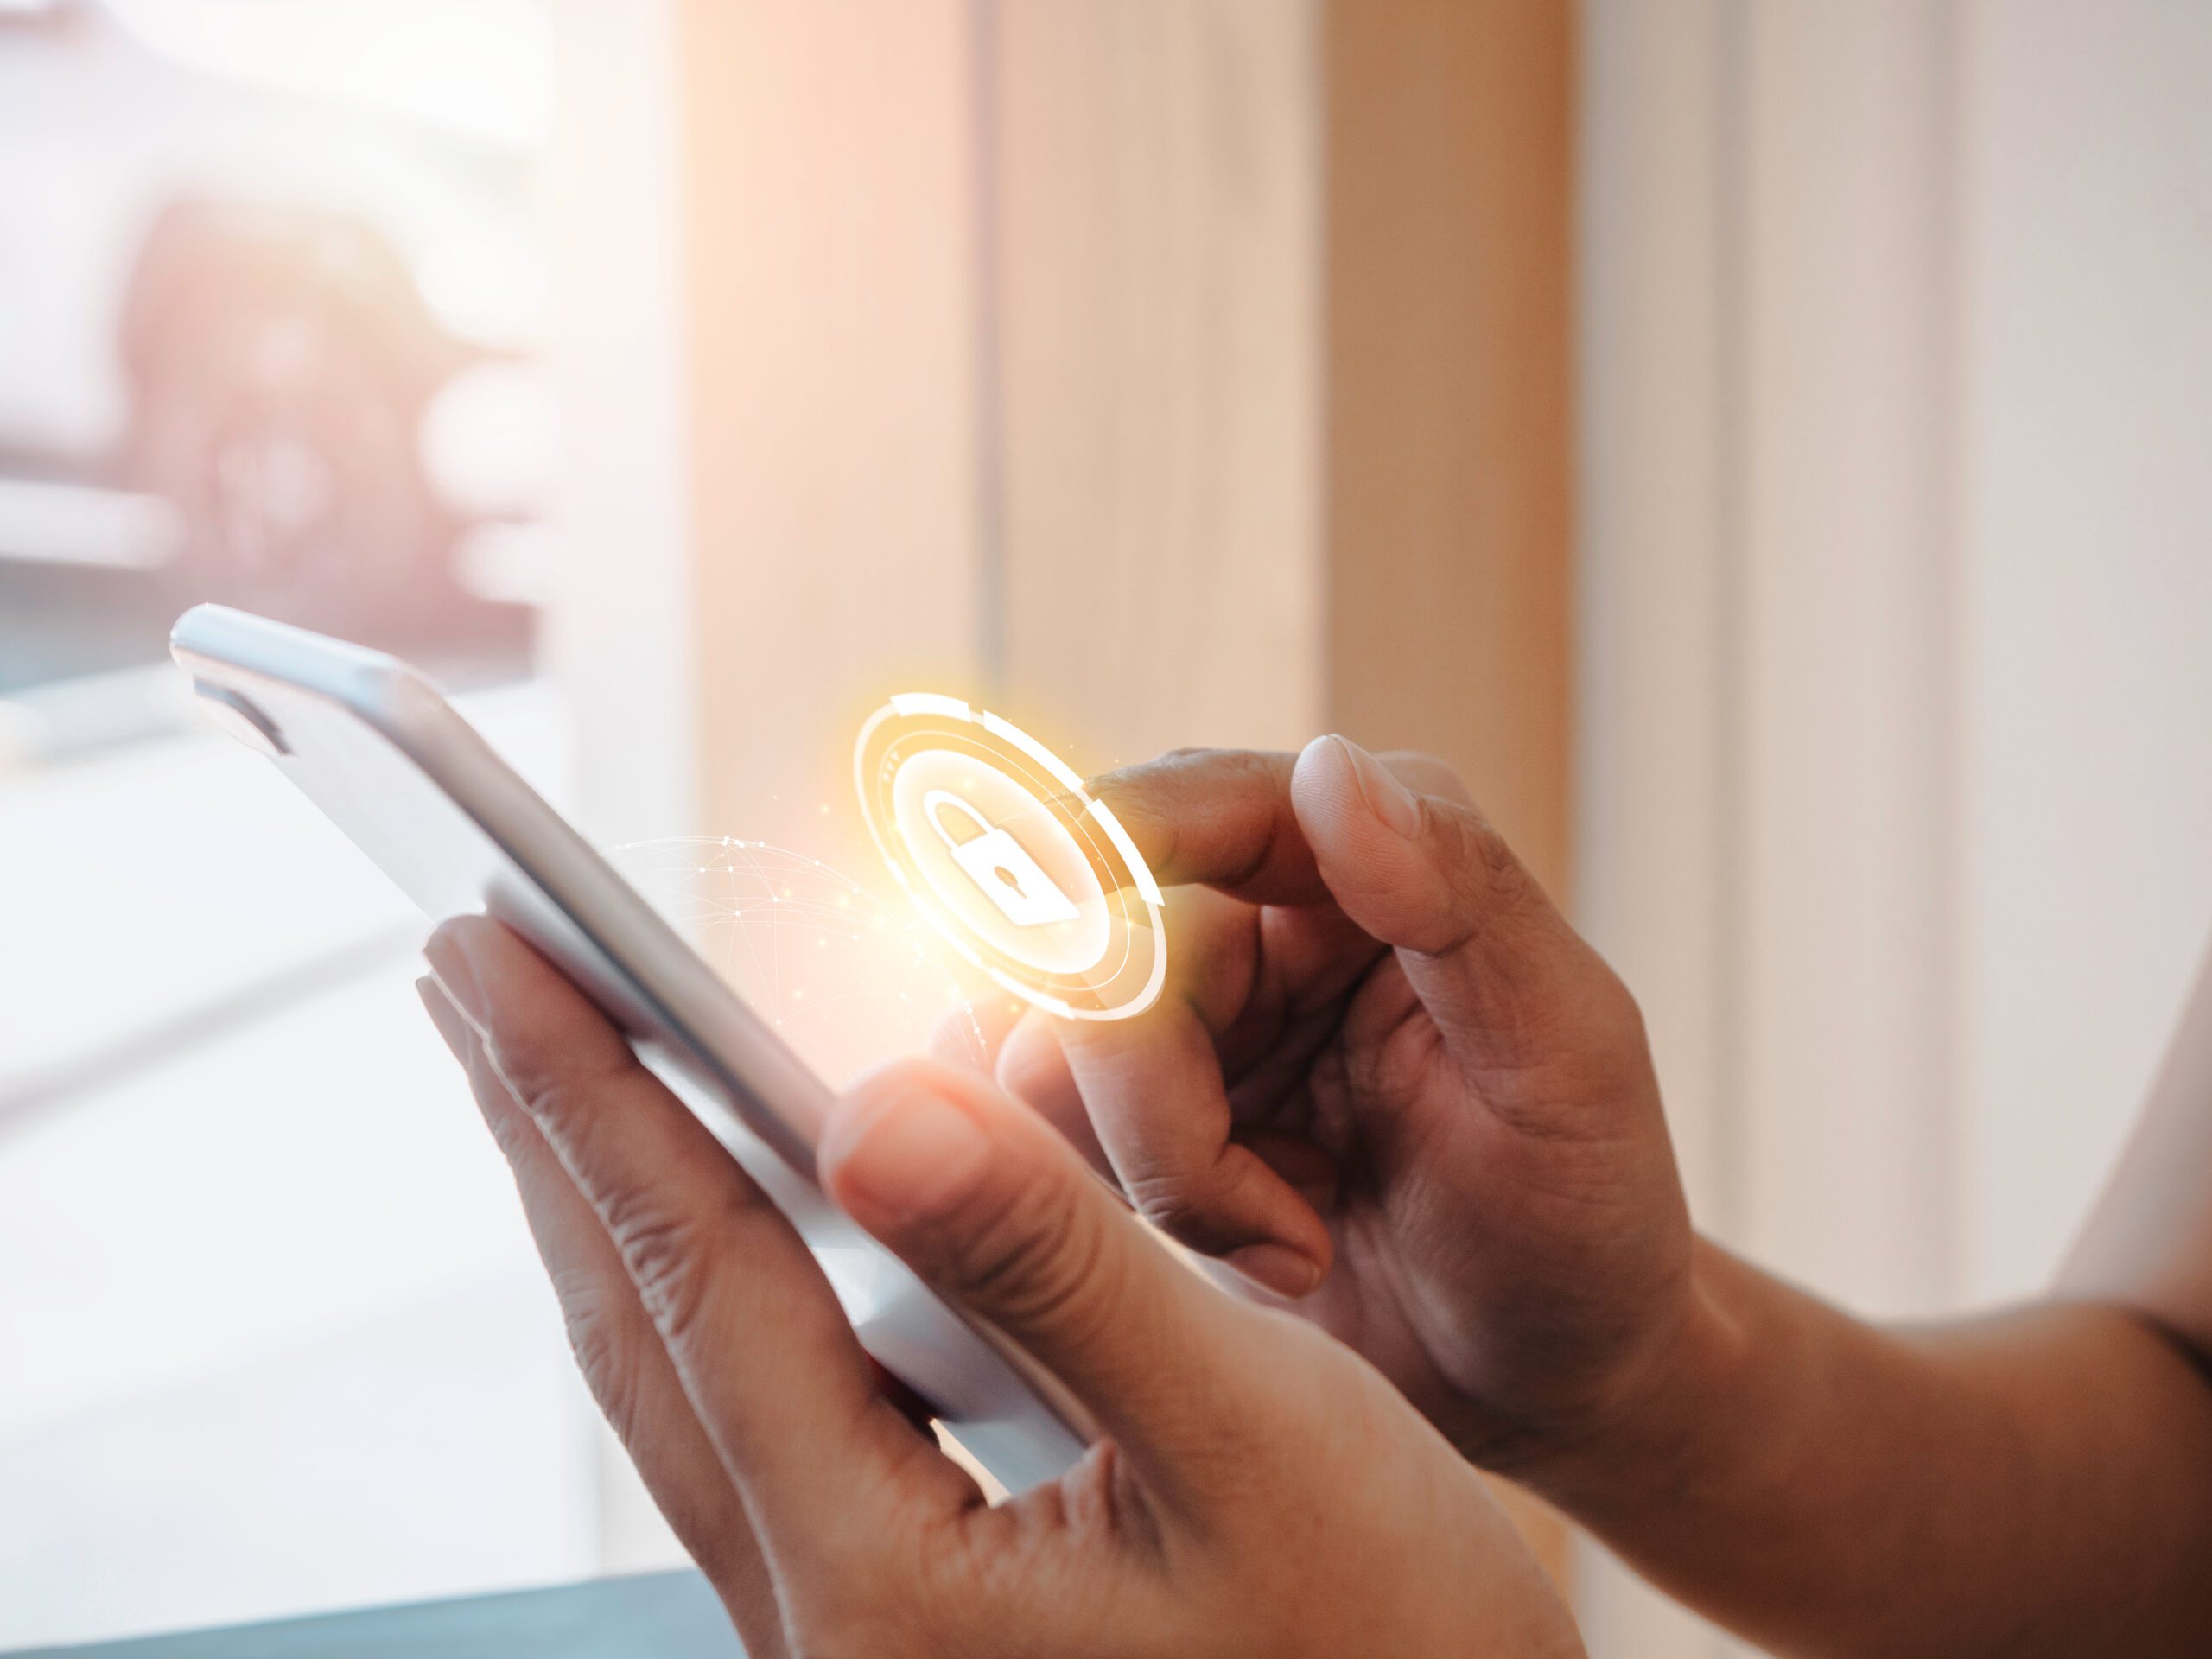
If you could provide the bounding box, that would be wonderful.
[994,0,1325,766]
[1322,0,1579,1585]
[1324,0,1578,902]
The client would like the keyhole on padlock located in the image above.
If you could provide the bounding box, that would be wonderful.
[993,865,1023,893]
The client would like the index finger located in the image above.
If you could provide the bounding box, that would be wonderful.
[1091,746,1470,905]
[1088,749,1322,903]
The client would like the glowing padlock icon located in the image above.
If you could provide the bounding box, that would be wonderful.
[924,788,1081,928]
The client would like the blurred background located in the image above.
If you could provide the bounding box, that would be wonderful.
[1,2,2207,1654]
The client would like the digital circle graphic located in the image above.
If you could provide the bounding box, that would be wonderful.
[854,694,1166,1020]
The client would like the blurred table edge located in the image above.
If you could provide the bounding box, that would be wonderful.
[3,1570,741,1658]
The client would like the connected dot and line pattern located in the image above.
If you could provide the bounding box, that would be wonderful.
[606,836,988,1081]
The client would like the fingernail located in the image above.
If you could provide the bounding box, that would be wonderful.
[1332,734,1422,840]
[1229,1242,1325,1300]
[416,975,473,1061]
[825,1088,993,1224]
[423,926,486,1027]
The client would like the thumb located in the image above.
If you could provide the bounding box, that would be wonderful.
[1288,734,1576,1053]
[819,1057,1242,1468]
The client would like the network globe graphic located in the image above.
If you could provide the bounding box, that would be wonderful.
[605,837,988,1089]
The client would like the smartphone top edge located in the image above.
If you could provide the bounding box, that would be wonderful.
[168,603,444,738]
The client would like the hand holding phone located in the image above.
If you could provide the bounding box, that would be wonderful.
[170,604,1090,1490]
[416,913,1582,1659]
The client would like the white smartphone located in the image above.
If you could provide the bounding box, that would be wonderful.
[169,602,1093,1492]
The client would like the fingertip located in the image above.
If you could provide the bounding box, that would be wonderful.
[1290,734,1363,837]
[836,1053,967,1121]
[1292,734,1371,875]
[421,925,471,1014]
[1080,759,1167,850]
[822,1059,995,1226]
[424,916,515,1028]
[426,912,495,960]
[1227,1241,1326,1300]
[995,1012,1068,1096]
[1291,731,1345,789]
[416,973,471,1056]
[1301,734,1424,838]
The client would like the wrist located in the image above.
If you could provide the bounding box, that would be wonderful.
[1511,1236,1756,1522]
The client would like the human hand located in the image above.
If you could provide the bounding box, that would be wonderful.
[418,917,1581,1659]
[983,740,1696,1484]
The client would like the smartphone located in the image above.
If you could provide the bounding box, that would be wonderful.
[169,603,1093,1492]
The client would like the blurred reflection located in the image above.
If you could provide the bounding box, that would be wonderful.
[0,4,588,1646]
[0,0,550,715]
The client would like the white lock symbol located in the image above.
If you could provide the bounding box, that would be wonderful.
[924,789,1081,928]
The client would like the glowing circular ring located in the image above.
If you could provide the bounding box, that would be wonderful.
[854,693,1166,1020]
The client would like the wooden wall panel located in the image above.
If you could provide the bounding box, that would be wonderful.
[995,0,1325,769]
[1325,0,1577,901]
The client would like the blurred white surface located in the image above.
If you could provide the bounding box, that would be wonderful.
[1576,2,2212,1652]
[0,684,612,1649]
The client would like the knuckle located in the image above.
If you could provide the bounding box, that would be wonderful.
[603,1185,721,1348]
[550,1264,645,1439]
[1464,809,1530,895]
[486,1034,638,1152]
[950,1176,1112,1340]
[470,1078,540,1163]
[1603,964,1651,1047]
[1439,804,1537,917]
[1122,1164,1229,1246]
[482,1023,573,1120]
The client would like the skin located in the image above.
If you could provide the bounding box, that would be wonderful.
[420,728,2212,1654]
[976,735,2212,1656]
[418,913,1582,1658]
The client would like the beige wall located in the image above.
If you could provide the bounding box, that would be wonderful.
[1953,0,2212,1305]
[1577,1,2212,1651]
